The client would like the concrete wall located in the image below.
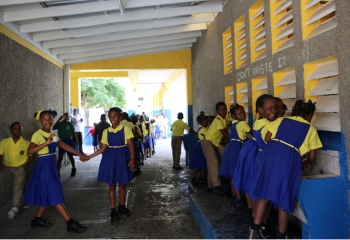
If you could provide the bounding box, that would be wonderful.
[192,0,350,237]
[0,33,64,206]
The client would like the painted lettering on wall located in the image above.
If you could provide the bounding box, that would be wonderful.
[237,56,287,81]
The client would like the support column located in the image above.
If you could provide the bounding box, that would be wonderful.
[70,77,81,108]
[63,64,70,112]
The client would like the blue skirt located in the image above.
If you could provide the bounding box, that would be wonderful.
[189,141,207,170]
[24,154,64,206]
[98,147,133,185]
[233,139,261,195]
[219,140,242,179]
[251,141,302,212]
[144,135,150,149]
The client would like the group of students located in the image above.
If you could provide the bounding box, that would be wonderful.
[189,94,322,239]
[0,108,157,234]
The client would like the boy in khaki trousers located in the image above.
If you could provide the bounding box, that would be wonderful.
[0,122,35,219]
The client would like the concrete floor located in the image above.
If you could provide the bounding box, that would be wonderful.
[0,139,202,239]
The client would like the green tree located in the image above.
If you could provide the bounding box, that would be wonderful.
[81,78,126,126]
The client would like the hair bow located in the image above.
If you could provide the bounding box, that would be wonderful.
[48,109,57,118]
[307,99,317,105]
[36,110,44,120]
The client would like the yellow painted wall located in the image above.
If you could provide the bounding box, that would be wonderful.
[70,71,128,78]
[70,78,80,108]
[70,50,192,108]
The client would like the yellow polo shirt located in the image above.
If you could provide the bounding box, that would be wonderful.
[139,123,148,137]
[134,125,142,137]
[205,115,226,147]
[231,120,251,140]
[101,125,134,145]
[267,116,322,156]
[0,137,30,167]
[31,129,60,155]
[171,119,190,137]
[253,118,271,141]
[198,127,208,141]
[120,120,135,130]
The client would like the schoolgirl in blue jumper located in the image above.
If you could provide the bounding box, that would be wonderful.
[88,107,135,221]
[190,113,209,184]
[25,110,88,233]
[131,115,143,174]
[249,100,322,239]
[219,104,253,206]
[234,94,276,211]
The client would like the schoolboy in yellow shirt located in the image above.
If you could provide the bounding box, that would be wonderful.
[201,102,229,195]
[171,112,196,170]
[0,122,35,219]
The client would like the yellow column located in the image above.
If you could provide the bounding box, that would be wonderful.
[70,78,81,108]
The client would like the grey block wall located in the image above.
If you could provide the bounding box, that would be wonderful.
[192,0,350,235]
[0,33,64,206]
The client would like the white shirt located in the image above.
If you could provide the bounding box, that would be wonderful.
[70,113,83,132]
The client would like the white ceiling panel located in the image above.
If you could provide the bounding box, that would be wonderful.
[0,0,223,64]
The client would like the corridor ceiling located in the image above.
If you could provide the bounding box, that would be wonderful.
[0,0,224,65]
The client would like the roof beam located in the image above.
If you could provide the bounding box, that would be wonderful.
[0,0,57,6]
[163,69,185,89]
[33,14,214,42]
[70,71,129,78]
[128,70,139,91]
[51,31,201,55]
[4,0,203,21]
[43,23,207,49]
[65,44,192,65]
[20,3,222,33]
[58,38,196,60]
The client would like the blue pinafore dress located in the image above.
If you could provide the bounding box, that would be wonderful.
[97,127,133,185]
[133,137,141,161]
[24,138,64,206]
[219,122,243,179]
[144,123,151,149]
[233,126,266,194]
[251,118,310,212]
[189,127,207,170]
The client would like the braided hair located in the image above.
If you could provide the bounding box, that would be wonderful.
[108,107,122,116]
[34,110,57,119]
[275,97,288,111]
[196,113,209,125]
[292,100,316,119]
[229,103,243,114]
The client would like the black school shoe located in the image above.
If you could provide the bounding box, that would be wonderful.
[71,168,76,177]
[118,205,132,217]
[135,167,142,175]
[249,229,266,239]
[110,209,121,221]
[31,217,52,228]
[67,220,87,233]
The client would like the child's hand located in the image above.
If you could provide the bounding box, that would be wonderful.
[79,154,88,162]
[303,161,311,171]
[128,158,135,170]
[46,135,55,145]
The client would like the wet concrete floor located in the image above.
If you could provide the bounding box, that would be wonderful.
[0,139,202,239]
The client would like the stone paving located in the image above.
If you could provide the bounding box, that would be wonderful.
[0,139,202,239]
